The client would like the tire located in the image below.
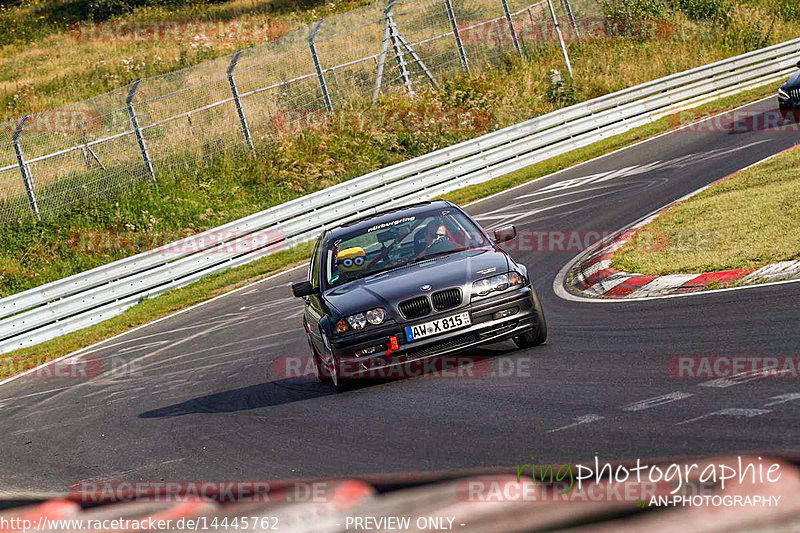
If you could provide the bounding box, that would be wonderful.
[329,354,341,388]
[513,286,548,349]
[310,339,331,383]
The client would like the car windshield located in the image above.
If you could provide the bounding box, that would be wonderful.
[323,207,489,288]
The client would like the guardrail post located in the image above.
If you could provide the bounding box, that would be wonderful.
[12,116,40,220]
[309,20,334,112]
[562,0,580,39]
[501,0,522,57]
[227,51,254,151]
[547,0,573,78]
[126,79,157,185]
[386,1,414,96]
[443,0,469,72]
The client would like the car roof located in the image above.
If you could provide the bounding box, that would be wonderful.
[324,200,455,240]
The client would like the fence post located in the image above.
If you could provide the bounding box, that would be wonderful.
[386,1,414,96]
[501,0,522,57]
[373,18,392,103]
[12,116,40,220]
[547,0,573,77]
[227,51,254,151]
[443,0,469,72]
[126,79,157,185]
[396,33,438,88]
[562,0,580,39]
[309,19,333,112]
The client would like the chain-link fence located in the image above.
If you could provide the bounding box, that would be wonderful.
[0,0,584,225]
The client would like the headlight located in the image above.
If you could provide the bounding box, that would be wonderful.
[340,308,386,333]
[778,87,790,99]
[365,307,386,325]
[472,271,525,297]
[473,273,509,296]
[346,313,367,330]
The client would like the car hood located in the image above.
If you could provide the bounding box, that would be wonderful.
[323,248,511,318]
[785,71,800,88]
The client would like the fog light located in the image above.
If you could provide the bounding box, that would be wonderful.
[355,345,381,357]
[493,307,519,320]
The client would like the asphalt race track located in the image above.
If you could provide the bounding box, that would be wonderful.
[2,97,800,493]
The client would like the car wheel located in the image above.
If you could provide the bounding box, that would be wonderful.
[513,286,547,349]
[329,354,342,388]
[310,341,331,383]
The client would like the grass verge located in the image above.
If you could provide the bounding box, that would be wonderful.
[0,81,783,380]
[612,138,800,276]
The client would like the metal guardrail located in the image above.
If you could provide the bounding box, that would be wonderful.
[1,37,797,353]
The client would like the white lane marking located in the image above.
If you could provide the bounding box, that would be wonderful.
[763,393,800,407]
[473,189,625,228]
[0,264,307,389]
[116,340,171,354]
[239,296,295,312]
[676,407,771,425]
[547,414,604,433]
[626,274,698,298]
[698,368,780,388]
[620,392,693,412]
[554,144,798,304]
[517,164,658,198]
[465,95,774,210]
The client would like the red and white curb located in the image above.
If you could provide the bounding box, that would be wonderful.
[566,214,800,299]
[563,147,800,300]
[568,227,758,299]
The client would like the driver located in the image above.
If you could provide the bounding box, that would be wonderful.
[424,221,448,245]
[415,219,453,256]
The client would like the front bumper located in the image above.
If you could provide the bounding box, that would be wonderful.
[778,94,799,109]
[328,286,539,378]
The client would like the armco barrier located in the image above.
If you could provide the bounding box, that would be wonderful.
[0,38,798,354]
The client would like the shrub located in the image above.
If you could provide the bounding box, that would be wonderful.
[774,0,799,22]
[722,7,773,52]
[673,0,733,21]
[600,0,669,21]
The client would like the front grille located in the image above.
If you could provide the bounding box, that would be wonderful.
[792,88,800,102]
[398,296,431,319]
[403,332,478,359]
[431,288,461,311]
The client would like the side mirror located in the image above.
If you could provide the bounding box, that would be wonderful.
[291,280,317,297]
[493,225,517,244]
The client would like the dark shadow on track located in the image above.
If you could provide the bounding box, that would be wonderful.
[138,378,340,417]
[139,345,514,418]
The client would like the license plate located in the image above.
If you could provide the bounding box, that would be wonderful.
[405,312,471,341]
